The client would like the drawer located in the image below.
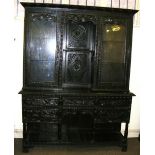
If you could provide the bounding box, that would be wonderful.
[23,108,59,123]
[94,107,131,123]
[62,97,94,107]
[96,96,132,108]
[23,96,59,107]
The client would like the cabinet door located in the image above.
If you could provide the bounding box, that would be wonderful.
[96,17,132,90]
[62,15,96,88]
[25,12,58,87]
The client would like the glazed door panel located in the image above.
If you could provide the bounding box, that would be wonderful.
[25,12,58,88]
[97,17,129,90]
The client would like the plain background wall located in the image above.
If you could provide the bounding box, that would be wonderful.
[3,0,155,155]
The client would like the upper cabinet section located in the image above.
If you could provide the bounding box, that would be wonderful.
[22,3,137,91]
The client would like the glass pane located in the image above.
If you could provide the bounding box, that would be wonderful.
[103,24,125,41]
[30,61,55,82]
[30,38,56,61]
[30,19,56,39]
[101,63,125,82]
[101,23,126,83]
[28,13,56,83]
[103,42,125,63]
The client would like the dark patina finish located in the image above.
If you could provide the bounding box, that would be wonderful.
[19,2,138,152]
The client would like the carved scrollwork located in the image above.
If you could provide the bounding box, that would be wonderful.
[41,109,58,122]
[96,97,131,108]
[23,108,58,123]
[63,98,94,107]
[31,13,56,22]
[65,52,90,83]
[68,53,82,72]
[23,109,41,122]
[68,22,88,48]
[65,14,97,23]
[71,25,86,41]
[94,108,130,122]
[104,18,113,23]
[23,97,58,106]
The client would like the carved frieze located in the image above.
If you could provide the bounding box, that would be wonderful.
[30,13,56,22]
[65,14,97,23]
[23,108,58,123]
[96,97,131,108]
[94,108,130,123]
[63,98,94,107]
[23,97,59,107]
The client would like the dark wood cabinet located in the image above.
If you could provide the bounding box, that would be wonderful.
[19,3,138,152]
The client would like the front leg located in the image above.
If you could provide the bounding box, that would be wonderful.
[22,123,30,153]
[122,123,128,152]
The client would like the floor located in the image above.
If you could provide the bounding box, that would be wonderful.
[14,138,140,155]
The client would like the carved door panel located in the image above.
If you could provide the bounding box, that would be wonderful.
[63,51,92,87]
[62,15,96,88]
[65,20,94,50]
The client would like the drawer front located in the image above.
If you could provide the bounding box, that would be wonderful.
[23,108,59,123]
[95,97,132,123]
[23,96,59,107]
[96,96,132,108]
[94,107,131,123]
[62,97,94,126]
[62,97,94,107]
[22,96,132,123]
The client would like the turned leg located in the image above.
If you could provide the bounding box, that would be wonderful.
[22,123,29,153]
[122,122,128,152]
[58,122,61,140]
[91,120,95,144]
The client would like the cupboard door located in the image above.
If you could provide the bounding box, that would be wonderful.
[25,12,58,87]
[97,17,131,90]
[63,51,92,87]
[62,14,96,88]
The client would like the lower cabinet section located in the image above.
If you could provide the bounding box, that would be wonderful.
[22,94,132,152]
[24,122,122,143]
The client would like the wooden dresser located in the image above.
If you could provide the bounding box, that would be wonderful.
[19,2,138,152]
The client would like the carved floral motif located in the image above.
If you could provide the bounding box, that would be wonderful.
[31,13,56,22]
[66,14,97,23]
